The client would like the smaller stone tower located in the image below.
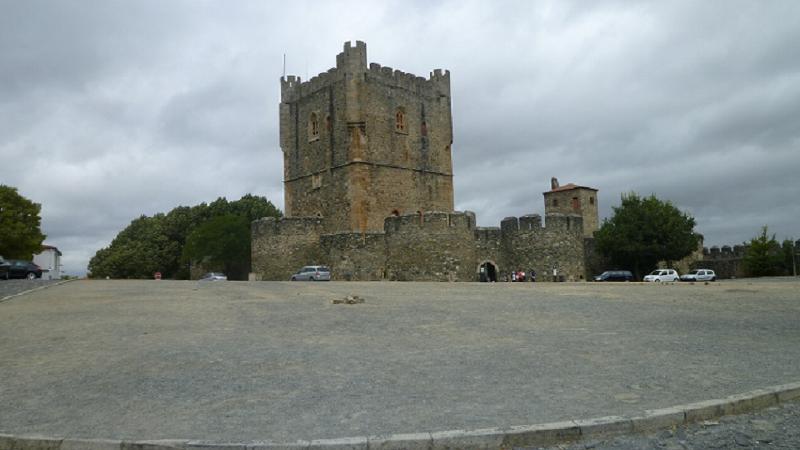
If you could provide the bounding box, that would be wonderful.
[543,177,599,238]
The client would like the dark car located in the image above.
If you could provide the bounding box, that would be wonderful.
[6,260,43,280]
[0,256,9,280]
[593,270,634,282]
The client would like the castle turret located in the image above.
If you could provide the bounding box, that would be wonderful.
[542,178,599,238]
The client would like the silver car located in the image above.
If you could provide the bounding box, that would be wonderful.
[680,269,716,282]
[291,266,331,281]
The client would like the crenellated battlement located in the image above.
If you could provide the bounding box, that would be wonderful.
[367,62,450,97]
[500,213,582,235]
[703,244,747,259]
[335,40,367,73]
[384,210,475,234]
[475,226,501,241]
[281,41,451,103]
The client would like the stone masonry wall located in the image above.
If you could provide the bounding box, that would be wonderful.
[251,217,325,280]
[475,227,503,280]
[695,245,747,279]
[384,211,476,281]
[501,213,587,281]
[320,232,386,281]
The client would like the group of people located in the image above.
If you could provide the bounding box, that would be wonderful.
[506,269,536,282]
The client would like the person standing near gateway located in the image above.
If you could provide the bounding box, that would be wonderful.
[530,269,536,282]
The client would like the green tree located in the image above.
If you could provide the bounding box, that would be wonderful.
[182,214,251,280]
[595,193,699,279]
[783,239,799,277]
[742,226,783,277]
[88,194,281,279]
[0,185,46,260]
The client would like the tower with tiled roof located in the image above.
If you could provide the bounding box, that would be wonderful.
[543,177,599,238]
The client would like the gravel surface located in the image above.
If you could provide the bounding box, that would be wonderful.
[0,279,62,300]
[535,400,800,450]
[0,278,799,443]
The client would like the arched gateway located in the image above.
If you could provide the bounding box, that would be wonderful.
[478,260,499,282]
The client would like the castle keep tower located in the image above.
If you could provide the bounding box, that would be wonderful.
[280,41,454,233]
[253,42,596,282]
[543,177,599,238]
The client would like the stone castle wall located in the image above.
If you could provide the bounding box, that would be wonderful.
[500,214,587,281]
[251,209,589,282]
[384,211,476,281]
[320,232,386,281]
[251,217,325,280]
[694,245,747,279]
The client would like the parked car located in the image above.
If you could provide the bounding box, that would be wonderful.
[643,269,679,282]
[5,260,43,280]
[593,270,634,282]
[0,256,9,280]
[291,265,331,281]
[200,272,227,281]
[680,269,716,282]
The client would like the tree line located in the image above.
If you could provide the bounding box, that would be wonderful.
[88,194,281,280]
[594,192,797,278]
[2,183,795,280]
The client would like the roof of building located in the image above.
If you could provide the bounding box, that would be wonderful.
[543,183,598,194]
[41,244,62,256]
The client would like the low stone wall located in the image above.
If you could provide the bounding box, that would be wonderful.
[321,232,386,281]
[251,210,591,282]
[251,217,326,280]
[384,211,477,281]
[500,214,586,281]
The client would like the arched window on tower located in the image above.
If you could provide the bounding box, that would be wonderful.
[309,112,319,141]
[395,108,406,133]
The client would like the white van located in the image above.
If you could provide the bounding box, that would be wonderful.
[643,269,679,282]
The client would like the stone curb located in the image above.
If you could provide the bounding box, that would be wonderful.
[0,279,76,303]
[1,382,798,450]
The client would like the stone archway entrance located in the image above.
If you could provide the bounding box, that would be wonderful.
[478,260,498,282]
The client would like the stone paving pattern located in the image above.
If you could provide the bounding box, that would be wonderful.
[1,279,799,443]
[535,400,800,450]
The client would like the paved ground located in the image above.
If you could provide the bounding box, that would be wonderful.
[0,279,62,300]
[1,279,799,444]
[536,400,800,449]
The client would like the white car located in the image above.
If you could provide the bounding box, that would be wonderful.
[643,269,680,282]
[290,265,331,281]
[680,269,716,282]
[200,272,227,281]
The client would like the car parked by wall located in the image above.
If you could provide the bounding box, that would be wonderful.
[199,272,227,281]
[680,269,716,282]
[291,266,331,281]
[593,270,634,281]
[0,256,10,280]
[643,268,679,282]
[5,260,43,279]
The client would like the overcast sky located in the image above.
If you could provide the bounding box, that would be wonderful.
[2,1,799,276]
